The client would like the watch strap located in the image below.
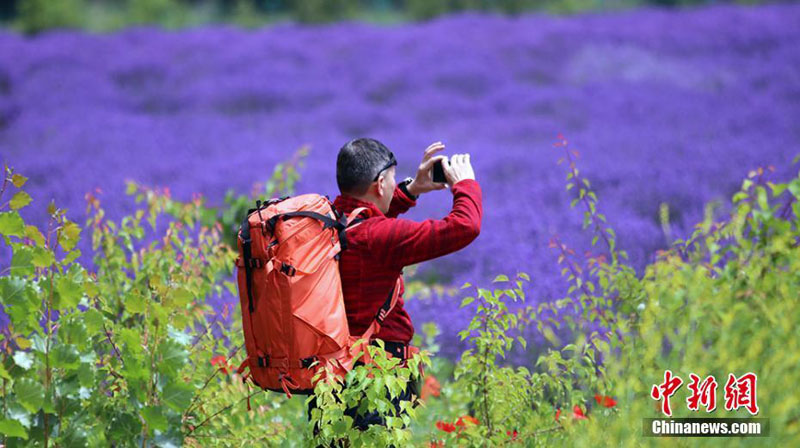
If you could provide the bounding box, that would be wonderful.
[399,177,418,201]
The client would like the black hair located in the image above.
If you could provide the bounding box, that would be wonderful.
[336,137,395,196]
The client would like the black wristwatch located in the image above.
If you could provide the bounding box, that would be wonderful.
[398,177,418,200]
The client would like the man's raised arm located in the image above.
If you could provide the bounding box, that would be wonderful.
[385,141,448,218]
[385,184,417,218]
[368,154,482,269]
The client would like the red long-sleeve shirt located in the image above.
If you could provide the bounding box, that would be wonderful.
[332,179,483,344]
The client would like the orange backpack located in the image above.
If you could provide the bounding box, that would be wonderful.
[234,194,403,398]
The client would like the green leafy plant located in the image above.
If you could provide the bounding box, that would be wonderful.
[288,0,359,23]
[128,0,186,27]
[0,164,284,446]
[307,340,430,447]
[572,157,800,445]
[16,0,83,34]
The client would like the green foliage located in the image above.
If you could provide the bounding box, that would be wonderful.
[405,0,451,20]
[230,0,264,28]
[571,162,800,445]
[16,0,83,34]
[288,0,359,23]
[6,0,760,31]
[412,138,800,446]
[406,0,536,19]
[534,138,800,445]
[128,0,187,27]
[307,340,429,447]
[0,163,286,446]
[542,0,598,14]
[449,274,547,445]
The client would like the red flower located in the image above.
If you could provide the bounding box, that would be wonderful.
[211,355,229,374]
[429,442,445,448]
[436,421,456,433]
[555,408,561,421]
[455,415,479,427]
[572,404,587,420]
[594,393,617,408]
[421,374,441,401]
[507,430,518,441]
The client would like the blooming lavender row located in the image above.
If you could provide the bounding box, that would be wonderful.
[1,4,798,361]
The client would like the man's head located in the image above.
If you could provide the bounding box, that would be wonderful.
[336,138,397,214]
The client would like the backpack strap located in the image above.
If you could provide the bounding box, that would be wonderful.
[268,210,352,250]
[360,276,402,342]
[346,207,369,227]
[239,214,256,313]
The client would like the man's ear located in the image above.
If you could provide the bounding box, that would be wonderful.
[375,175,386,199]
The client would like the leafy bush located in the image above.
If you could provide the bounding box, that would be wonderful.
[411,136,800,446]
[323,139,796,447]
[405,0,451,20]
[128,0,187,27]
[288,0,359,23]
[16,0,83,34]
[569,157,800,445]
[0,164,288,446]
[308,342,429,447]
[0,155,428,447]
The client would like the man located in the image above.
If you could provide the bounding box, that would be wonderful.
[307,137,483,430]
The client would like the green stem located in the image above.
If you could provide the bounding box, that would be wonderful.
[2,353,7,447]
[0,164,8,202]
[184,369,220,418]
[43,215,58,448]
[187,390,260,436]
[479,299,492,442]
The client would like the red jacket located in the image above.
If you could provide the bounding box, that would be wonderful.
[332,179,483,344]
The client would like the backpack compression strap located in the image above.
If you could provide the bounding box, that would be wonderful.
[360,276,402,342]
[266,210,352,249]
[239,214,256,313]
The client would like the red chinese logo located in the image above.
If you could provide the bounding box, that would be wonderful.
[650,369,683,417]
[724,372,759,415]
[651,370,759,416]
[686,373,718,413]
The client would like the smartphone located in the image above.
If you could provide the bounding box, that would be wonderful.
[432,160,446,183]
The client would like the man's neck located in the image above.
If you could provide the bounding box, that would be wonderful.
[344,192,379,207]
[339,192,384,216]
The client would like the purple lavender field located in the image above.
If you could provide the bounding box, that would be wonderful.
[2,4,799,361]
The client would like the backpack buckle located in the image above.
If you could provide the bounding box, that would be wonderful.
[280,262,296,276]
[300,356,318,369]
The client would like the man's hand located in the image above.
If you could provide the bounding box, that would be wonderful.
[406,141,449,197]
[443,153,475,187]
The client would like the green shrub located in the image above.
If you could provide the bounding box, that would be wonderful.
[405,0,450,20]
[128,0,186,27]
[231,0,264,28]
[411,137,800,446]
[308,341,429,447]
[288,0,358,23]
[0,164,288,446]
[571,159,800,445]
[16,0,83,34]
